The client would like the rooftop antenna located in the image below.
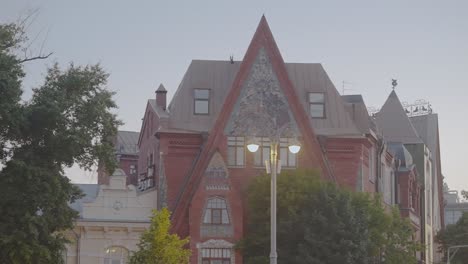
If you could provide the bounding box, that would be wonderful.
[342,81,355,95]
[392,79,398,90]
[229,55,234,64]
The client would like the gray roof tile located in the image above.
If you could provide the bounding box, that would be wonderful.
[375,91,423,144]
[166,60,360,136]
[116,131,139,155]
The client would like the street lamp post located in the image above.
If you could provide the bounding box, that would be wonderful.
[247,138,300,264]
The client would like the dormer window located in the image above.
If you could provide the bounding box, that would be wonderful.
[308,92,325,118]
[194,89,210,115]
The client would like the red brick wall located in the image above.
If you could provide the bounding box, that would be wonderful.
[170,134,371,263]
[138,104,160,184]
[118,155,138,185]
[159,133,203,211]
[324,137,377,193]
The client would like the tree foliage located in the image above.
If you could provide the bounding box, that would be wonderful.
[0,22,120,263]
[129,208,191,264]
[436,212,468,264]
[239,170,421,264]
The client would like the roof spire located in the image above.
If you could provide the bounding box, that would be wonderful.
[392,79,398,90]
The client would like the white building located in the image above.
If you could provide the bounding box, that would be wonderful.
[66,169,157,264]
[444,189,468,226]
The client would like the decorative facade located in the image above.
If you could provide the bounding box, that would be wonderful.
[375,90,445,263]
[77,16,444,264]
[67,169,156,264]
[135,16,397,264]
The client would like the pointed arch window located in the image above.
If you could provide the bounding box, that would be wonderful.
[203,197,230,225]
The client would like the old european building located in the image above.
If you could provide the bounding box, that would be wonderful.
[374,90,444,264]
[98,131,140,186]
[70,16,445,264]
[67,169,156,264]
[444,189,468,226]
[133,17,425,264]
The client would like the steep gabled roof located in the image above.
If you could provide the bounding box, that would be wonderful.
[387,142,414,168]
[375,91,423,144]
[286,63,360,136]
[166,61,361,136]
[116,130,139,155]
[171,16,332,231]
[342,94,375,135]
[137,99,169,146]
[410,113,439,157]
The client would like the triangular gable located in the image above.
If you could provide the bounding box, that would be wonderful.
[171,16,332,231]
[225,48,299,138]
[137,100,157,147]
[375,91,423,144]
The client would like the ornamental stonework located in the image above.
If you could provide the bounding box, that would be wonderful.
[204,152,230,190]
[225,48,299,138]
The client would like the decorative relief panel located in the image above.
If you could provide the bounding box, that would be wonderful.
[204,152,230,190]
[225,48,299,138]
[196,239,235,264]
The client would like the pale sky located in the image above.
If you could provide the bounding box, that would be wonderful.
[1,0,467,192]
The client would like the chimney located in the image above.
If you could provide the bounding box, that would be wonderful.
[156,83,167,110]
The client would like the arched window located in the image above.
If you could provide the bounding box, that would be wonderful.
[104,246,128,264]
[203,197,230,225]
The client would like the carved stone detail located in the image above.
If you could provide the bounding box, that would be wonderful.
[204,152,230,190]
[225,48,299,138]
[196,239,235,264]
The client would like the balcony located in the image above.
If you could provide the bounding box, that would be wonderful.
[137,172,154,192]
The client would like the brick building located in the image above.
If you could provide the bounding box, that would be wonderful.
[98,130,139,186]
[91,16,446,264]
[374,90,444,263]
[132,16,407,264]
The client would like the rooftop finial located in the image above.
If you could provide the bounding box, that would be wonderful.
[392,79,398,90]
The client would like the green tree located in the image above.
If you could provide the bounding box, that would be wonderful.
[0,22,120,263]
[239,170,420,264]
[129,208,191,264]
[436,212,468,264]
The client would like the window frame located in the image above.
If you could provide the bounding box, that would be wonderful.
[194,88,211,115]
[279,138,297,168]
[211,208,223,224]
[103,246,129,264]
[202,197,231,225]
[201,248,232,264]
[253,137,271,167]
[227,136,245,167]
[253,137,297,168]
[368,146,375,183]
[308,92,326,119]
[129,164,137,175]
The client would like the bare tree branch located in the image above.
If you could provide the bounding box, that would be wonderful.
[19,52,53,63]
[12,8,53,64]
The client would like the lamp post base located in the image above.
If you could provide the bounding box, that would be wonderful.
[270,252,278,264]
